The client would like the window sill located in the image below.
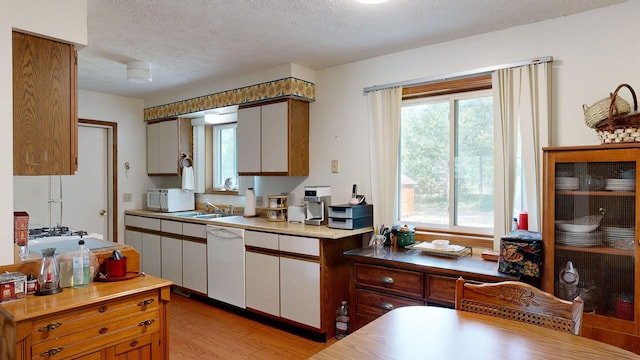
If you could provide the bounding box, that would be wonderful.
[415,229,493,249]
[205,189,239,195]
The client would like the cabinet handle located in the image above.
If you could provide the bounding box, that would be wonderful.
[39,346,63,357]
[380,276,395,284]
[130,340,139,347]
[137,298,155,307]
[99,327,108,334]
[38,322,63,332]
[98,305,108,313]
[381,302,394,311]
[138,319,155,327]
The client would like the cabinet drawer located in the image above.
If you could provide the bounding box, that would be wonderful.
[426,274,457,306]
[183,222,206,238]
[279,235,319,256]
[356,263,424,298]
[356,288,424,317]
[125,216,160,231]
[112,332,153,356]
[245,231,278,250]
[32,310,159,360]
[161,219,183,235]
[32,290,159,343]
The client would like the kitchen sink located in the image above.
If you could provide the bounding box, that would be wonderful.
[168,211,235,219]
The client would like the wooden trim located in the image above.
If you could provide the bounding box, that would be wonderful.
[79,119,118,243]
[402,74,492,100]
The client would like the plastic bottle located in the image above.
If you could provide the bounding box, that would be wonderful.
[335,300,350,340]
[512,217,518,232]
[72,239,91,288]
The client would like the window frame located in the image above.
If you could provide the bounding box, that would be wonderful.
[212,122,238,190]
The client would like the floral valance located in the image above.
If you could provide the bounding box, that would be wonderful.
[144,77,315,121]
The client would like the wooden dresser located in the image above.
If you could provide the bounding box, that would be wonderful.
[0,275,172,360]
[344,247,517,330]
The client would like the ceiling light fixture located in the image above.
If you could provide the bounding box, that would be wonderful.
[126,61,152,83]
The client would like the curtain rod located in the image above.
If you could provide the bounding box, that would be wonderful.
[363,56,553,93]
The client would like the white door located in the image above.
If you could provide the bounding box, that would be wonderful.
[62,125,110,238]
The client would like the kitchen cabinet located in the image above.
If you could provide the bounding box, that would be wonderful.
[125,215,207,295]
[237,99,309,176]
[542,144,640,354]
[245,231,281,317]
[0,275,171,360]
[13,31,78,175]
[147,117,192,175]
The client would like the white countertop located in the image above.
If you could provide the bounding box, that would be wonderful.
[125,209,373,239]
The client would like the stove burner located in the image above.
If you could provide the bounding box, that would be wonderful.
[28,226,80,240]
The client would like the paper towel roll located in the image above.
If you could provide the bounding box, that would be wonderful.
[244,188,256,217]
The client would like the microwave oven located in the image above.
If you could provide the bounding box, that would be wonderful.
[147,188,195,212]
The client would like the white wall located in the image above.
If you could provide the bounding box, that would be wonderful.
[1,1,87,265]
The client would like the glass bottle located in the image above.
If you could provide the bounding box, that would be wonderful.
[36,247,62,295]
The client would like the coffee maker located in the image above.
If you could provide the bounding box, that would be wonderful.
[304,186,331,225]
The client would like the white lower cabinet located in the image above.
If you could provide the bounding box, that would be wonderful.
[124,229,143,269]
[182,240,207,294]
[161,236,183,286]
[142,233,161,278]
[244,230,320,328]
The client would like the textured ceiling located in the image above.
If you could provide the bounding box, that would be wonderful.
[78,0,624,100]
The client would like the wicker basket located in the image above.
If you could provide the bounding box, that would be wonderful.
[595,84,640,144]
[584,91,631,128]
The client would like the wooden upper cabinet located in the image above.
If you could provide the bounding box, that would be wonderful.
[237,99,309,176]
[13,31,78,175]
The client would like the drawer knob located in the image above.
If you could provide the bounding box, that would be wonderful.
[130,340,139,347]
[40,346,64,357]
[38,322,63,332]
[380,276,395,284]
[137,298,155,307]
[138,319,155,327]
[381,302,395,311]
[98,305,108,313]
[99,327,108,334]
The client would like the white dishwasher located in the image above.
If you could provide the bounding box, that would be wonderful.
[206,225,246,308]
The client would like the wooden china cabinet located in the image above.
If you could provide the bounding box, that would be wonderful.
[543,144,640,353]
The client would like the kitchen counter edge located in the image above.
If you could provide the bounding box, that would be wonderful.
[125,209,373,239]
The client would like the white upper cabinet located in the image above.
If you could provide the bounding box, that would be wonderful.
[147,117,192,175]
[237,99,309,176]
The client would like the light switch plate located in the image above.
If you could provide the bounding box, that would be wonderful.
[331,160,339,173]
[123,193,132,202]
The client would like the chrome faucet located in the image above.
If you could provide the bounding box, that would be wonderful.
[205,202,222,213]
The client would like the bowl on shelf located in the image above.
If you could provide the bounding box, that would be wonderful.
[555,215,602,233]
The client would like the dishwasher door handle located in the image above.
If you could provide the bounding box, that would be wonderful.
[207,228,242,239]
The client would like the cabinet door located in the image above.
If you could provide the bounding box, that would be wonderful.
[13,31,77,175]
[182,240,207,294]
[141,233,161,278]
[161,236,183,286]
[125,230,143,270]
[237,106,261,173]
[260,102,288,173]
[147,118,189,175]
[245,251,280,316]
[280,257,320,328]
[543,147,639,336]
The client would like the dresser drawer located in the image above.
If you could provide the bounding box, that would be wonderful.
[32,310,159,360]
[356,288,424,317]
[426,274,457,306]
[31,290,159,343]
[356,263,424,299]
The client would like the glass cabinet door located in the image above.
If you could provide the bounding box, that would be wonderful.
[544,146,639,335]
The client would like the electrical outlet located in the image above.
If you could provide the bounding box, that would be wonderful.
[123,193,132,202]
[331,160,339,173]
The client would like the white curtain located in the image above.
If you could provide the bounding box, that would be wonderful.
[493,62,551,239]
[367,87,402,228]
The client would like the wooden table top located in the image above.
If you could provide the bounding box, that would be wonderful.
[308,306,640,360]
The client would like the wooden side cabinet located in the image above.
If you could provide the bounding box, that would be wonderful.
[13,31,78,175]
[0,276,172,360]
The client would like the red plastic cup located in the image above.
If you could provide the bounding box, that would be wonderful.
[518,212,529,231]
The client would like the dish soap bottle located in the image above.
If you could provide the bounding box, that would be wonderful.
[335,300,350,340]
[73,239,91,288]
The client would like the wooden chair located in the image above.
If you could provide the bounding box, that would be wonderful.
[455,277,584,335]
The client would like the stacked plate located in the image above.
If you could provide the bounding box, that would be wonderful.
[605,178,635,192]
[604,226,635,251]
[556,230,602,247]
[556,177,579,190]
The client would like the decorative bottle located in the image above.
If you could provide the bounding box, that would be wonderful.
[72,239,91,288]
[335,300,350,340]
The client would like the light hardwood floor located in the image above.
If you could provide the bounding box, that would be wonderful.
[169,293,336,359]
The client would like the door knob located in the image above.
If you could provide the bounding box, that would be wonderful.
[100,209,107,216]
